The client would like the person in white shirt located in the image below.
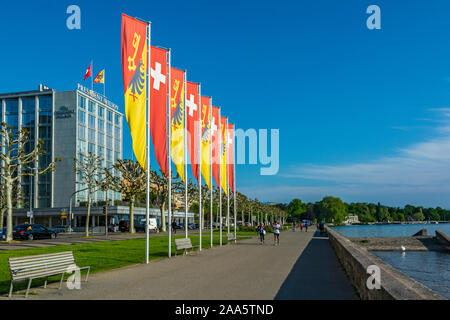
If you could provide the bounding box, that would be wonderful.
[273,221,281,246]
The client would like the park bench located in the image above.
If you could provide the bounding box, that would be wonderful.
[174,237,197,256]
[8,251,90,298]
[227,233,236,244]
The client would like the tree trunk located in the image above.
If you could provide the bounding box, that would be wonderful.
[85,194,91,237]
[6,178,13,242]
[241,209,245,226]
[201,203,205,230]
[160,202,166,232]
[0,207,6,229]
[129,196,135,233]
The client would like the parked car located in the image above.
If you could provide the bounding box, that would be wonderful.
[13,224,57,241]
[0,228,5,240]
[49,225,70,233]
[119,220,146,232]
[188,223,199,230]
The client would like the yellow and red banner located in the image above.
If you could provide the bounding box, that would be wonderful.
[94,70,105,84]
[186,82,200,183]
[150,46,168,176]
[200,97,211,189]
[170,67,185,181]
[220,116,227,195]
[121,14,147,169]
[227,123,235,194]
[211,106,220,188]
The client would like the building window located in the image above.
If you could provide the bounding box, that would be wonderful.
[98,132,104,146]
[98,106,104,118]
[88,114,96,128]
[39,96,52,112]
[98,119,104,132]
[114,139,120,151]
[98,146,104,158]
[114,126,120,139]
[78,95,86,109]
[107,110,113,122]
[22,97,35,113]
[5,99,18,113]
[22,113,35,127]
[106,136,112,149]
[106,123,112,136]
[88,100,96,113]
[39,126,51,139]
[39,112,52,125]
[77,140,87,155]
[78,124,86,140]
[88,128,96,143]
[78,110,86,124]
[114,152,121,162]
[114,113,120,125]
[5,114,18,128]
[106,149,112,161]
[88,143,95,154]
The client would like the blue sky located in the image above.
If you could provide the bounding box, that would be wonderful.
[1,0,450,208]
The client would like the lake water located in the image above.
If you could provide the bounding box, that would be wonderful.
[332,224,450,299]
[372,251,450,299]
[332,223,450,238]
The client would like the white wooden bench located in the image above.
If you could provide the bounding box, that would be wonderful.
[174,238,197,256]
[8,251,90,298]
[227,233,236,244]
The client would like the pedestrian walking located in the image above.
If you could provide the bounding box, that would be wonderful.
[304,222,308,232]
[172,220,177,234]
[273,221,281,245]
[300,222,303,232]
[292,221,296,232]
[257,223,265,245]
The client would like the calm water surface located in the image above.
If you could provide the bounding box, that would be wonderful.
[372,251,450,299]
[332,224,450,299]
[332,223,450,238]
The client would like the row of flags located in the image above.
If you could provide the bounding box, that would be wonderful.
[121,13,235,194]
[120,14,237,260]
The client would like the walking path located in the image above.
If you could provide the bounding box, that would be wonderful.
[13,227,358,300]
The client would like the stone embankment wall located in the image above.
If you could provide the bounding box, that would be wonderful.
[326,226,446,300]
[435,230,450,251]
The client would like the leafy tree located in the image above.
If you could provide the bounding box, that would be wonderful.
[317,196,347,224]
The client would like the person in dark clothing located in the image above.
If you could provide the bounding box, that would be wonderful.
[304,222,308,232]
[172,221,177,234]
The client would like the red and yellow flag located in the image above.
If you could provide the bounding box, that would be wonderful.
[170,67,185,181]
[94,70,105,84]
[211,106,220,188]
[186,82,200,183]
[121,14,147,169]
[220,116,227,195]
[150,46,168,176]
[227,123,235,194]
[200,97,211,189]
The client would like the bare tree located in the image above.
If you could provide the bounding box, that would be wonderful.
[0,123,59,241]
[106,159,146,233]
[73,152,103,237]
[151,169,180,232]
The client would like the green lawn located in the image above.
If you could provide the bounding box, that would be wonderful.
[0,233,253,295]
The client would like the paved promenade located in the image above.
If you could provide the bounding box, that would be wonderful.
[18,227,358,300]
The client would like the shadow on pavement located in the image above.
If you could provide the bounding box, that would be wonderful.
[274,231,359,300]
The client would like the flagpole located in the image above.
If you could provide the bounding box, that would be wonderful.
[168,48,172,258]
[226,118,230,237]
[91,60,93,91]
[104,69,106,96]
[145,22,152,264]
[198,84,202,251]
[209,97,213,249]
[184,70,188,239]
[218,108,222,246]
[233,124,237,243]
